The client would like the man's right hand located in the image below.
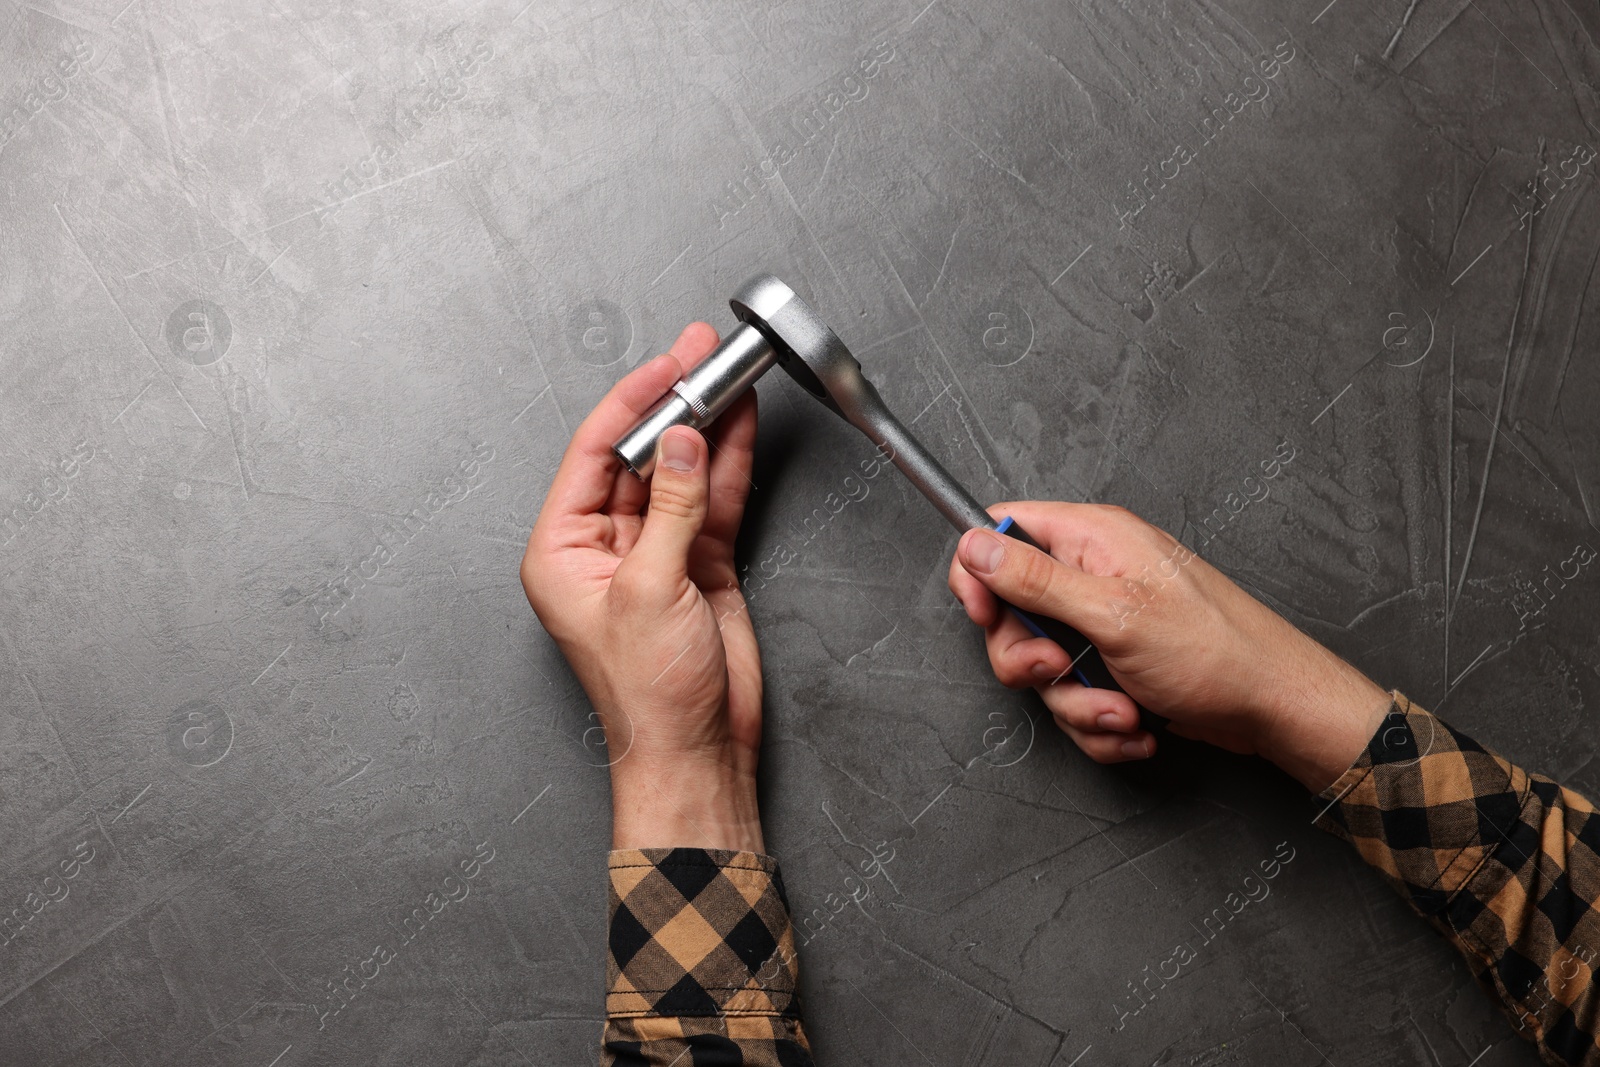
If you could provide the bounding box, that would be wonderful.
[947,502,1391,792]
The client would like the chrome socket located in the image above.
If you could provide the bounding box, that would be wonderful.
[612,323,778,478]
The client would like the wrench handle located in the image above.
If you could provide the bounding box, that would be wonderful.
[993,517,1166,733]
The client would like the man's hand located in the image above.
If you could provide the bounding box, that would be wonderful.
[522,324,764,852]
[948,502,1390,792]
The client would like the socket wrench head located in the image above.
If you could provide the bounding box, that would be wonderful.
[729,275,874,425]
[730,274,993,531]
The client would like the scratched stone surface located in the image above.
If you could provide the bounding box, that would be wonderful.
[1,0,1598,1064]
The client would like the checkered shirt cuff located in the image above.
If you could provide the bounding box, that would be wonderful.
[1313,691,1532,916]
[604,848,812,1067]
[1315,691,1600,1064]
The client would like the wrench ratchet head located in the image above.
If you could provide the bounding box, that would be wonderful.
[728,275,872,423]
[728,273,994,531]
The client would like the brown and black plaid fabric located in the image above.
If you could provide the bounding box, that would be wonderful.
[604,847,813,1066]
[1317,691,1600,1065]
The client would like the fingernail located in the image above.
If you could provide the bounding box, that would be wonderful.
[1097,712,1121,730]
[659,430,697,473]
[1032,662,1059,681]
[963,531,1005,575]
[1120,739,1148,759]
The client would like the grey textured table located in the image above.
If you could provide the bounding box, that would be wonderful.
[2,0,1597,1064]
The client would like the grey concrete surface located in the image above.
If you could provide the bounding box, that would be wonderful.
[2,0,1597,1063]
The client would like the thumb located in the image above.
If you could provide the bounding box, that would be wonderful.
[956,528,1118,640]
[628,426,711,581]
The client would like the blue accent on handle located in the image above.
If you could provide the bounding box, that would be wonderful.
[994,515,1095,689]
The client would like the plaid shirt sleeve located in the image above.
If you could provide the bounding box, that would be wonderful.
[1315,691,1600,1064]
[603,847,814,1066]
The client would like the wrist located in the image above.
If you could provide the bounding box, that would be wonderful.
[1253,631,1392,793]
[610,758,764,853]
